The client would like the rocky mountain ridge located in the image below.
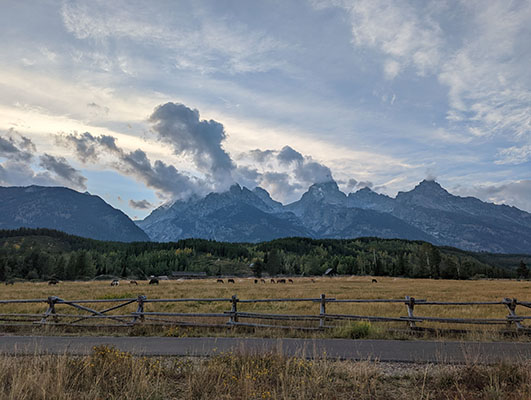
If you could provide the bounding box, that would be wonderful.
[0,185,149,242]
[138,179,531,253]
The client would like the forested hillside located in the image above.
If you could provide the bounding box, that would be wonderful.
[0,228,529,281]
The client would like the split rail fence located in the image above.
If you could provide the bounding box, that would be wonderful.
[0,295,529,333]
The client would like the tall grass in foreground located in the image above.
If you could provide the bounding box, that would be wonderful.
[0,346,529,399]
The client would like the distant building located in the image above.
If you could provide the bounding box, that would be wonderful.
[170,271,207,279]
[323,268,335,277]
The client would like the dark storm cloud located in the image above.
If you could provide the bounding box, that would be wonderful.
[39,153,87,190]
[129,199,154,209]
[149,102,235,183]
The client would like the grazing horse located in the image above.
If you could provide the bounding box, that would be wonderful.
[310,279,315,283]
[254,279,258,284]
[288,279,293,283]
[5,280,14,285]
[227,278,235,283]
[277,279,286,284]
[48,279,59,285]
[111,279,119,286]
[149,278,159,285]
[372,278,378,283]
[130,280,138,285]
[216,279,224,283]
[270,279,275,283]
[260,279,266,283]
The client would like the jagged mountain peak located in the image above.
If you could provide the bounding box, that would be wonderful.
[411,179,448,194]
[305,180,346,203]
[252,187,283,210]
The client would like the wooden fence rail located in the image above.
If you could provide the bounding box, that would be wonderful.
[0,294,529,333]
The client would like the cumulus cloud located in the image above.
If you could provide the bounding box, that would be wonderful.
[0,131,33,162]
[59,131,207,200]
[277,145,304,165]
[238,145,334,202]
[149,102,235,188]
[57,131,119,162]
[260,171,303,202]
[57,102,337,204]
[39,153,87,190]
[0,130,87,190]
[129,199,153,209]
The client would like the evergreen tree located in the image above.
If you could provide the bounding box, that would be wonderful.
[516,260,529,279]
[265,249,281,275]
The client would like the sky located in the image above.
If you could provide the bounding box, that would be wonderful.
[0,0,530,219]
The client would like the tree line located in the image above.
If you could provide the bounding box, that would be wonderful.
[0,228,528,281]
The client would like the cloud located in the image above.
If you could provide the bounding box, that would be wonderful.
[129,199,153,209]
[0,130,33,162]
[438,1,531,141]
[58,131,207,200]
[454,180,531,213]
[495,145,531,165]
[39,153,87,190]
[237,144,334,202]
[57,131,119,162]
[0,129,87,189]
[149,102,235,189]
[260,172,302,202]
[119,149,206,199]
[277,145,304,165]
[60,0,284,74]
[315,0,443,78]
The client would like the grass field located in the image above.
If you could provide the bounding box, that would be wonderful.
[0,346,529,399]
[1,276,530,339]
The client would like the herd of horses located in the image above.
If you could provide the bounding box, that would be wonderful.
[216,278,298,284]
[7,277,377,286]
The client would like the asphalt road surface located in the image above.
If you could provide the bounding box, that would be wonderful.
[0,336,529,364]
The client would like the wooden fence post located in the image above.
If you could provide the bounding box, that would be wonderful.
[229,294,238,325]
[319,294,326,329]
[405,296,416,329]
[503,297,524,330]
[41,296,58,324]
[134,295,146,324]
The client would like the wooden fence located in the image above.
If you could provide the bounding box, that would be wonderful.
[0,295,529,333]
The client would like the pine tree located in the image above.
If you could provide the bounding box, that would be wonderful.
[516,260,529,279]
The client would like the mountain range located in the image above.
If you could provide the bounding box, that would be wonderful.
[1,181,530,253]
[0,186,149,242]
[138,180,531,253]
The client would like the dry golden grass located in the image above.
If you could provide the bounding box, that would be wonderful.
[0,346,529,399]
[1,277,529,338]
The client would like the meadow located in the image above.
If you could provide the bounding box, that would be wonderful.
[0,346,529,399]
[0,276,529,339]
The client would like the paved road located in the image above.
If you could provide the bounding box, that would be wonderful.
[0,336,529,364]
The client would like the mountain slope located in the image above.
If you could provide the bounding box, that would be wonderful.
[138,184,310,242]
[139,179,531,253]
[0,186,149,242]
